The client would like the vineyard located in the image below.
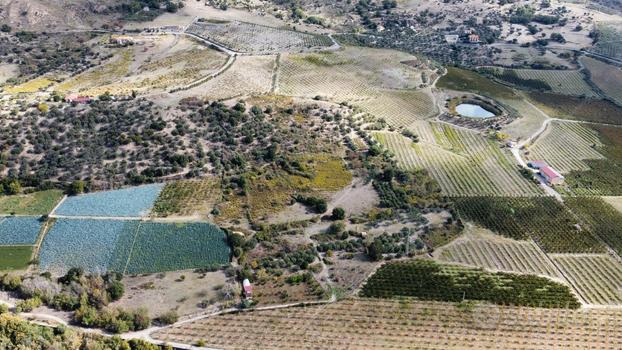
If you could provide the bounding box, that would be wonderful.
[435,227,560,278]
[356,89,437,127]
[526,121,605,173]
[53,184,164,218]
[55,49,132,94]
[152,298,622,349]
[564,197,622,255]
[360,260,580,308]
[484,67,598,97]
[38,218,230,274]
[581,56,622,106]
[453,197,605,253]
[152,179,220,217]
[189,55,275,101]
[551,254,622,305]
[0,217,43,245]
[374,125,542,196]
[186,20,333,54]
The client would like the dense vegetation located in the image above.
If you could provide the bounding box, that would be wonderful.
[564,125,622,195]
[0,32,100,82]
[565,197,622,255]
[0,312,163,350]
[453,197,605,253]
[527,93,622,125]
[0,268,156,334]
[361,260,581,309]
[436,67,517,99]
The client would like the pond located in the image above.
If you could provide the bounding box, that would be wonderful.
[455,103,496,119]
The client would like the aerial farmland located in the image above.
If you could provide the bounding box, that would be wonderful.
[0,0,621,348]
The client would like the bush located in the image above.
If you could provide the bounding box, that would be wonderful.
[331,207,346,220]
[155,310,179,325]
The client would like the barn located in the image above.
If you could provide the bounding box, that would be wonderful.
[540,166,564,185]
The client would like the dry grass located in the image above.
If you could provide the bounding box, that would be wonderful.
[4,77,54,94]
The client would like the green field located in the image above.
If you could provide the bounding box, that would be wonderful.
[360,260,580,309]
[565,197,622,255]
[453,197,605,253]
[0,190,64,215]
[527,93,622,125]
[0,246,33,270]
[436,67,517,99]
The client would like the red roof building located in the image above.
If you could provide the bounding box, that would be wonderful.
[540,166,564,185]
[65,94,92,104]
[468,34,480,43]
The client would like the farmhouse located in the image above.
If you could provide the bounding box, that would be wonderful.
[540,166,564,185]
[527,160,548,169]
[109,35,135,46]
[445,35,459,44]
[65,94,92,104]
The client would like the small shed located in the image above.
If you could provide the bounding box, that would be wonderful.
[242,279,252,299]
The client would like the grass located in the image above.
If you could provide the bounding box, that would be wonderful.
[4,77,53,94]
[527,93,622,125]
[0,246,33,270]
[436,67,517,99]
[0,190,64,215]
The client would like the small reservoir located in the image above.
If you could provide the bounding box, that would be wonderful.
[455,103,496,119]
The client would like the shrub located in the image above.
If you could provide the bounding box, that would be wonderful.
[155,310,179,325]
[331,207,346,220]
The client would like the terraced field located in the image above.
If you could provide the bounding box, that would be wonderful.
[435,227,560,278]
[551,254,622,305]
[153,298,622,349]
[186,20,333,54]
[526,121,605,173]
[375,124,541,196]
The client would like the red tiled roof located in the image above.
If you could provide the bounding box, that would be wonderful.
[541,166,563,179]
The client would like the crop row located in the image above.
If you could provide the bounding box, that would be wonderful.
[375,125,541,196]
[453,196,605,253]
[356,89,437,127]
[564,197,622,255]
[152,179,220,217]
[526,121,604,174]
[360,260,580,309]
[437,233,559,277]
[551,254,622,305]
[484,67,598,97]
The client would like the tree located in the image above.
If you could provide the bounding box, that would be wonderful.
[67,180,85,195]
[331,207,346,220]
[0,24,10,33]
[367,239,384,261]
[107,280,124,301]
[5,180,21,195]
